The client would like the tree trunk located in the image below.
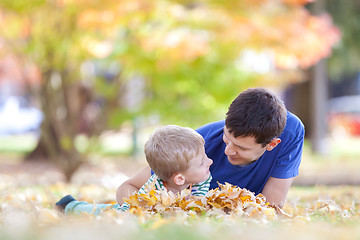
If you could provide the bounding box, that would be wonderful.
[25,124,85,182]
[24,69,89,182]
[310,0,329,155]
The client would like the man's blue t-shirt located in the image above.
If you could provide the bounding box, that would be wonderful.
[196,111,305,195]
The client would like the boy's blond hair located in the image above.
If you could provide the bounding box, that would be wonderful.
[144,125,205,181]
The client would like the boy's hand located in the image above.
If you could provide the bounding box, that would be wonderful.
[116,166,151,204]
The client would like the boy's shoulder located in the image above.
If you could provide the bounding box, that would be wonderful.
[139,174,165,193]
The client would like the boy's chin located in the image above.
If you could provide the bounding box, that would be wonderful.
[201,172,210,181]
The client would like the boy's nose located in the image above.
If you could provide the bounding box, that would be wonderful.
[208,157,213,166]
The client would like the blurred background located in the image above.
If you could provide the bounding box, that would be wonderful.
[0,0,359,186]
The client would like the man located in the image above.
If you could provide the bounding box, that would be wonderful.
[116,88,305,208]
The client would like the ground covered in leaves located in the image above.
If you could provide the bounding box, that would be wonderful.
[1,157,360,240]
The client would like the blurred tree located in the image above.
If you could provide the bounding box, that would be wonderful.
[284,0,358,154]
[0,0,118,181]
[325,0,360,80]
[0,0,340,181]
[108,0,340,126]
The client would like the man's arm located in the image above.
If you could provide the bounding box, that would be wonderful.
[261,176,294,208]
[116,166,151,204]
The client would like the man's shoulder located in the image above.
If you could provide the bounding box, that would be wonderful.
[284,111,305,134]
[196,120,225,136]
[277,111,305,145]
[287,111,304,126]
[196,121,226,155]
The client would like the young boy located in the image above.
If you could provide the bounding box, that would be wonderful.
[56,125,213,215]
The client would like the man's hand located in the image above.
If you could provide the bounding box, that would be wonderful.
[261,176,294,208]
[116,166,151,204]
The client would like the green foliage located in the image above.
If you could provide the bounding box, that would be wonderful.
[0,0,340,179]
[0,0,45,13]
[107,17,257,127]
[0,0,340,131]
[326,0,360,79]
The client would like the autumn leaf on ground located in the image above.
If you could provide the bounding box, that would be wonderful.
[122,182,278,219]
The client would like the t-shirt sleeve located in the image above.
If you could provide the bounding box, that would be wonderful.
[138,174,163,193]
[270,120,305,179]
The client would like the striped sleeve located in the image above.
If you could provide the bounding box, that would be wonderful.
[138,174,165,194]
[118,202,130,211]
[191,174,212,196]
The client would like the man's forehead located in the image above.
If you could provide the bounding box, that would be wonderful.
[224,127,258,145]
[223,126,231,134]
[224,126,239,138]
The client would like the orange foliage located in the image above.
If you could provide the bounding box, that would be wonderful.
[122,182,278,218]
[126,0,340,70]
[274,13,340,69]
[214,4,340,69]
[282,0,315,6]
[1,0,340,71]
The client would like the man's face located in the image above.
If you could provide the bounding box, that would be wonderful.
[222,127,267,166]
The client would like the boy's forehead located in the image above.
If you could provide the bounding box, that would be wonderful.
[197,145,206,154]
[192,147,205,159]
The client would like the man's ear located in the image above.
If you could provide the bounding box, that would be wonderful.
[266,138,281,151]
[173,173,185,186]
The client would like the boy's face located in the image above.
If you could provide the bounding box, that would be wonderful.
[182,146,213,184]
[223,126,267,166]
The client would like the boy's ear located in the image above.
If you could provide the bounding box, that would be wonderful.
[173,173,185,186]
[266,138,281,151]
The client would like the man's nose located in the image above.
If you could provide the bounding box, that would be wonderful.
[224,143,236,156]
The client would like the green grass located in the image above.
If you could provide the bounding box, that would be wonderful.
[1,133,360,158]
[0,134,38,154]
[330,137,360,158]
[0,133,134,156]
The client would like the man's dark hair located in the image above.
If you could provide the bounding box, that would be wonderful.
[225,88,287,146]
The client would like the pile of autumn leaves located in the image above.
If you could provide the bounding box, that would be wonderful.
[120,182,280,219]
